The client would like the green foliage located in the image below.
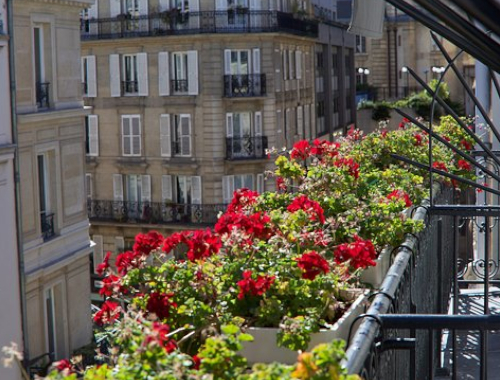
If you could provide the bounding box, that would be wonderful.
[371,101,393,121]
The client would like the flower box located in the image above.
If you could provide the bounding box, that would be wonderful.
[360,246,392,288]
[239,291,369,365]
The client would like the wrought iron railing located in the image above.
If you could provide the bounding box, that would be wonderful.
[41,212,55,241]
[87,200,227,225]
[226,136,268,160]
[171,79,188,94]
[80,11,318,40]
[121,80,138,95]
[36,82,50,108]
[224,74,267,97]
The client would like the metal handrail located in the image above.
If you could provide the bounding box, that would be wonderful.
[224,74,267,97]
[226,136,268,160]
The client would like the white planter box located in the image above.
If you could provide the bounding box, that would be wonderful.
[360,246,392,288]
[239,291,369,365]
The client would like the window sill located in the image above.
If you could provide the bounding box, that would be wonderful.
[116,157,148,168]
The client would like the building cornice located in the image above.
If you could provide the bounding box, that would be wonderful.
[17,106,90,124]
[17,0,94,8]
[0,144,16,157]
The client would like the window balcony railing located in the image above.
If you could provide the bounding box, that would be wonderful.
[226,136,268,160]
[41,212,55,241]
[36,82,50,108]
[80,11,318,40]
[171,79,188,94]
[121,80,138,95]
[87,200,227,225]
[224,74,267,97]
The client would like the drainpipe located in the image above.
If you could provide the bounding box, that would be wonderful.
[394,9,398,97]
[7,0,30,369]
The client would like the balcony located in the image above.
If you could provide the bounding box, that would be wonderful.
[80,11,318,40]
[41,212,55,241]
[36,82,50,108]
[87,200,226,225]
[224,74,267,97]
[121,80,138,95]
[226,136,268,160]
[171,79,188,94]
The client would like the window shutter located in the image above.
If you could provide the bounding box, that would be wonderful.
[87,55,97,97]
[158,52,170,96]
[222,175,234,204]
[138,0,148,15]
[88,115,99,156]
[187,51,198,95]
[88,2,98,19]
[295,50,302,79]
[274,49,282,92]
[92,235,103,272]
[81,57,86,88]
[109,54,121,97]
[141,175,151,203]
[252,48,261,74]
[257,173,264,194]
[162,175,173,202]
[122,117,131,155]
[226,113,233,137]
[224,50,232,75]
[160,114,171,157]
[137,53,149,96]
[288,50,294,79]
[191,176,202,204]
[180,114,191,156]
[254,111,262,136]
[110,0,120,17]
[283,50,288,80]
[189,0,200,28]
[132,116,141,155]
[113,174,123,201]
[304,104,311,140]
[296,106,304,137]
[85,173,93,199]
[243,174,254,190]
[115,237,125,254]
[215,0,226,10]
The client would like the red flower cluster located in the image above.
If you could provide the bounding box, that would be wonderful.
[291,140,311,160]
[133,231,164,256]
[215,211,273,241]
[460,138,473,151]
[432,161,448,172]
[146,292,177,320]
[310,139,340,158]
[227,188,260,213]
[99,274,127,297]
[96,251,111,276]
[413,133,423,146]
[333,157,360,179]
[237,270,275,300]
[162,229,221,262]
[276,176,287,192]
[54,359,74,373]
[334,236,377,269]
[93,300,121,326]
[296,251,330,280]
[115,251,141,276]
[399,117,411,129]
[152,322,177,353]
[457,159,472,171]
[287,195,326,224]
[386,189,412,208]
[346,126,363,141]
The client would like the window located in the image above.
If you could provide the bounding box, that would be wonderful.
[44,283,67,360]
[222,174,254,204]
[122,54,138,94]
[356,35,366,53]
[33,24,51,108]
[123,0,139,16]
[172,52,188,93]
[85,174,93,201]
[159,114,192,157]
[85,115,99,156]
[226,112,263,158]
[38,153,55,240]
[122,115,141,156]
[161,174,202,222]
[81,56,96,97]
[113,174,151,219]
[110,53,148,97]
[316,100,326,136]
[158,50,198,96]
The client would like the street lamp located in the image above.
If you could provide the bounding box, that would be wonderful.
[357,67,370,85]
[401,66,409,96]
[431,66,445,77]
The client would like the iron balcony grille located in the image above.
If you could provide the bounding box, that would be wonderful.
[171,79,188,93]
[87,200,227,225]
[121,80,138,94]
[80,11,318,40]
[36,82,50,108]
[224,74,267,97]
[41,212,55,241]
[226,136,268,160]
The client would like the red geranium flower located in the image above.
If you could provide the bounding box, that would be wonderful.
[399,117,410,129]
[460,139,473,151]
[287,195,326,224]
[296,251,330,280]
[227,188,259,213]
[152,322,177,353]
[115,250,141,276]
[93,300,121,326]
[191,355,201,370]
[184,229,222,262]
[347,126,363,140]
[162,232,183,254]
[290,140,311,160]
[457,159,472,171]
[133,231,164,256]
[99,274,126,297]
[146,292,177,320]
[237,270,275,300]
[432,161,448,172]
[54,359,73,373]
[413,133,423,146]
[333,157,360,179]
[96,251,111,276]
[215,211,273,241]
[334,236,377,269]
[387,189,412,208]
[276,176,287,192]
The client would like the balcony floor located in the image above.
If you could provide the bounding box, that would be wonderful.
[438,288,500,379]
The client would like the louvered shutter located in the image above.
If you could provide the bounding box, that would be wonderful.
[122,117,131,155]
[304,104,311,140]
[274,49,282,92]
[110,0,121,17]
[162,175,173,202]
[295,50,302,79]
[215,0,226,10]
[141,175,151,202]
[180,115,191,156]
[224,50,232,75]
[191,176,202,204]
[252,48,261,74]
[158,52,170,96]
[254,112,262,136]
[110,54,121,97]
[138,0,148,15]
[159,0,169,11]
[113,174,123,201]
[257,173,264,194]
[87,56,97,97]
[189,0,200,28]
[88,115,99,156]
[226,113,233,137]
[296,106,304,137]
[283,50,288,80]
[160,114,171,157]
[222,175,234,204]
[187,51,198,95]
[88,2,98,19]
[137,53,149,96]
[132,116,141,155]
[288,50,294,79]
[85,173,93,199]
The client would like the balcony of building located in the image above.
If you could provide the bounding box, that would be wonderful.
[224,74,266,97]
[225,136,268,160]
[80,11,318,40]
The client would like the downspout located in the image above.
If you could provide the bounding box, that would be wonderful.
[7,0,30,369]
[394,9,398,97]
[387,20,392,97]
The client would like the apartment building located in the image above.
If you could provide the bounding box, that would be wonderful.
[0,3,23,379]
[81,0,355,257]
[10,0,94,369]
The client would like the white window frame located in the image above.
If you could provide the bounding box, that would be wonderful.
[122,54,138,95]
[222,174,254,204]
[171,52,188,93]
[121,115,142,156]
[86,115,99,156]
[173,114,192,157]
[81,55,97,97]
[43,280,69,360]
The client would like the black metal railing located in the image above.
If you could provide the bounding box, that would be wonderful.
[226,136,268,160]
[171,79,188,93]
[121,80,138,94]
[88,200,227,225]
[80,11,318,40]
[41,212,55,241]
[224,74,267,97]
[36,82,50,108]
